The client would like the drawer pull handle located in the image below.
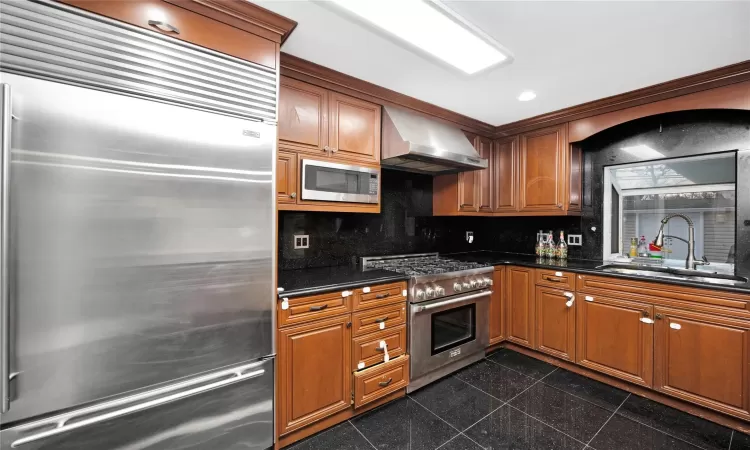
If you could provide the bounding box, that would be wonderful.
[543,275,563,282]
[375,293,391,299]
[378,378,393,387]
[148,20,180,34]
[375,346,385,353]
[309,304,328,312]
[374,317,388,323]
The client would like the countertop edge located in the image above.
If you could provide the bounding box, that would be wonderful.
[278,274,410,299]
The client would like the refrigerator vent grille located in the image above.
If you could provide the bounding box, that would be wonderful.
[0,0,278,121]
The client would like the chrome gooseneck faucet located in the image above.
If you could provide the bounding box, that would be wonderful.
[653,213,709,270]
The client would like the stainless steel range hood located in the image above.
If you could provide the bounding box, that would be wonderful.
[381,105,488,174]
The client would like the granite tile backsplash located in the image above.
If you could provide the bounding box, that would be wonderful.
[279,110,750,275]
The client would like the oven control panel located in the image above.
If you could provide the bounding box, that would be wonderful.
[413,276,493,302]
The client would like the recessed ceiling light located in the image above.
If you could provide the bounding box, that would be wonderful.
[518,91,536,102]
[326,0,512,75]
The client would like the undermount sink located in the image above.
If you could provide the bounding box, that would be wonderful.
[595,264,749,287]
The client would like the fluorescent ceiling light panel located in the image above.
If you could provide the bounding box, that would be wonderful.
[328,0,509,75]
[518,91,536,101]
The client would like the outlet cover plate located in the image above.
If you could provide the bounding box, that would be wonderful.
[568,234,582,246]
[294,234,309,249]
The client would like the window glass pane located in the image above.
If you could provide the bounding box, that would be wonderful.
[611,152,735,190]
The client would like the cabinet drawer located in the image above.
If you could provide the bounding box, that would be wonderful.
[60,0,277,67]
[351,303,407,337]
[353,355,409,408]
[278,290,352,328]
[353,282,407,311]
[535,269,575,290]
[352,325,406,371]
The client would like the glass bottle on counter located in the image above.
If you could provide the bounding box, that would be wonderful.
[557,231,568,260]
[545,230,555,259]
[535,230,544,257]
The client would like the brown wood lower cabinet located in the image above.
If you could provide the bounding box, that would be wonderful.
[277,315,352,436]
[654,307,750,420]
[576,294,654,387]
[353,355,410,409]
[506,266,535,348]
[489,267,505,345]
[535,286,576,361]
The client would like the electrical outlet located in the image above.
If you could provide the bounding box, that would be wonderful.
[293,234,309,249]
[466,231,474,243]
[568,234,582,246]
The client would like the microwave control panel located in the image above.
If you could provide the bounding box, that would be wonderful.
[368,174,378,195]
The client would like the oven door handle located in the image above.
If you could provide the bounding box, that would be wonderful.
[414,290,492,313]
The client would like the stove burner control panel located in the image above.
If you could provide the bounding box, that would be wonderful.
[415,276,493,301]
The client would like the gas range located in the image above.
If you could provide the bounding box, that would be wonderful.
[362,253,494,303]
[363,253,493,392]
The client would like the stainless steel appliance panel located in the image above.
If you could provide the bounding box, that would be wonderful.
[0,358,273,450]
[0,72,274,424]
[301,159,378,204]
[409,290,490,381]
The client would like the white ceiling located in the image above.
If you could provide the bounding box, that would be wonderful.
[256,0,750,126]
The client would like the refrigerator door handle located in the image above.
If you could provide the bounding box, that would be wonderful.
[1,83,11,414]
[10,361,266,447]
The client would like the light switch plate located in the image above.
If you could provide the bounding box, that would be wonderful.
[568,234,582,246]
[293,234,309,249]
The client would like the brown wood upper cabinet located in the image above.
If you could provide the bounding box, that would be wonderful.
[277,150,298,204]
[433,125,580,216]
[279,77,381,164]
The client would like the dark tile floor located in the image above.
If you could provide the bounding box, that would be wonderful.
[287,349,750,450]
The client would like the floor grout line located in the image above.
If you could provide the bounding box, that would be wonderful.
[728,431,734,450]
[346,420,378,450]
[585,393,630,447]
[452,373,507,403]
[505,366,559,404]
[505,403,590,447]
[536,375,630,414]
[434,433,461,450]
[483,354,553,380]
[407,395,464,434]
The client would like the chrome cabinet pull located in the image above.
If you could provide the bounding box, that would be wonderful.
[309,304,328,312]
[543,275,563,283]
[148,20,180,34]
[11,361,265,447]
[375,346,385,353]
[378,378,393,387]
[374,317,388,324]
[1,84,11,414]
[375,293,390,299]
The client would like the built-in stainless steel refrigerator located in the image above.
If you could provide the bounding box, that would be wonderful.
[0,1,277,448]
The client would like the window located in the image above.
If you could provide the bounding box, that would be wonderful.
[603,152,736,268]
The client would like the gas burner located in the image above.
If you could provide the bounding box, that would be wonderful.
[362,253,488,276]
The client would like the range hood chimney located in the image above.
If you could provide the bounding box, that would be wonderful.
[381,105,488,175]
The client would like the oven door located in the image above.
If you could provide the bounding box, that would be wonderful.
[301,159,379,203]
[409,290,490,380]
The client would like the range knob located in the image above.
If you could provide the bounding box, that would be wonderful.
[462,281,470,290]
[416,289,426,301]
[453,282,462,292]
[435,286,446,297]
[470,279,478,289]
[476,279,486,288]
[425,286,436,298]
[483,277,493,287]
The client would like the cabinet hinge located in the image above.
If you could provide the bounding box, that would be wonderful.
[351,391,354,404]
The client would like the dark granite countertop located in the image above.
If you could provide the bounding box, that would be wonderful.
[445,251,750,294]
[278,265,409,298]
[279,251,750,298]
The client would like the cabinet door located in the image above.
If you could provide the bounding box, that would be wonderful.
[576,294,653,387]
[493,136,518,213]
[476,136,493,213]
[328,92,381,163]
[654,307,750,420]
[535,286,576,361]
[279,77,328,153]
[489,267,505,345]
[519,124,568,212]
[506,266,535,348]
[457,132,479,212]
[278,315,352,436]
[277,150,298,204]
[568,146,583,211]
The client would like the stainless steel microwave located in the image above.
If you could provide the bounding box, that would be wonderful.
[301,159,379,204]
